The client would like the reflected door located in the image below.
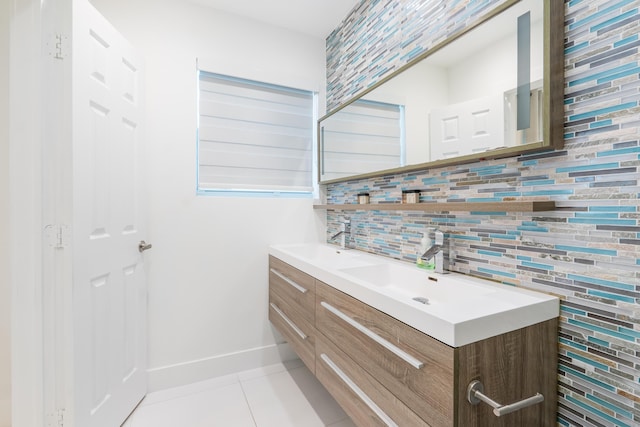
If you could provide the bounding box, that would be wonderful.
[429,95,504,160]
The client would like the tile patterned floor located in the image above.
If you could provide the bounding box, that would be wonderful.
[122,360,356,427]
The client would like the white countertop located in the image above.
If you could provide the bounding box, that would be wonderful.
[269,243,559,347]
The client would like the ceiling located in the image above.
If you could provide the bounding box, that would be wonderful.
[185,0,361,39]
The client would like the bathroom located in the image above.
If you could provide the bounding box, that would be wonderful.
[1,0,639,426]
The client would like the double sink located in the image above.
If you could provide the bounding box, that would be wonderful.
[269,243,559,347]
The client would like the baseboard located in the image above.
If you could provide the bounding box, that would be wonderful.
[147,342,298,393]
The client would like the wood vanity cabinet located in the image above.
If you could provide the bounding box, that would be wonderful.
[268,255,317,373]
[269,256,558,427]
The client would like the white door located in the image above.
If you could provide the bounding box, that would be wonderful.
[429,95,504,159]
[71,0,147,425]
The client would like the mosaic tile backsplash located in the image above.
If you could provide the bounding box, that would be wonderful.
[325,0,640,426]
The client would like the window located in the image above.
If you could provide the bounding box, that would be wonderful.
[197,71,316,195]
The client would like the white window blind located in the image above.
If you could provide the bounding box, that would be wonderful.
[320,99,404,182]
[198,71,315,193]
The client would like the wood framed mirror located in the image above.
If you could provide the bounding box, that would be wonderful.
[319,0,564,184]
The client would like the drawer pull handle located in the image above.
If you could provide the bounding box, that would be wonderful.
[270,268,308,294]
[270,303,307,340]
[320,353,398,427]
[320,301,424,370]
[467,380,544,417]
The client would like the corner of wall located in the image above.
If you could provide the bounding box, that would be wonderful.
[0,0,12,424]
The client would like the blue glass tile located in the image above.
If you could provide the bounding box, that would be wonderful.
[587,289,635,303]
[561,306,586,316]
[558,245,617,256]
[575,212,620,219]
[590,119,613,129]
[598,66,640,84]
[557,163,619,173]
[470,211,508,216]
[478,250,503,257]
[565,41,589,54]
[470,164,507,172]
[522,160,538,166]
[560,337,587,350]
[559,364,616,392]
[588,336,610,347]
[614,34,639,47]
[517,255,532,261]
[568,352,610,371]
[421,177,448,184]
[568,101,637,120]
[591,8,638,33]
[568,64,637,87]
[522,179,555,186]
[494,192,522,197]
[589,206,636,212]
[568,218,636,226]
[568,319,635,342]
[450,234,482,241]
[586,394,634,420]
[489,233,516,240]
[518,226,549,232]
[522,261,554,270]
[569,0,636,30]
[565,395,631,427]
[618,327,640,339]
[597,146,640,157]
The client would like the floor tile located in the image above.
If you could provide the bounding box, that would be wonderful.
[240,365,350,427]
[127,382,255,427]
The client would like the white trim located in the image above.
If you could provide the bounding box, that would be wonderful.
[10,0,46,425]
[147,343,297,393]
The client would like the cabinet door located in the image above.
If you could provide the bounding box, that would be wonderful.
[316,334,428,427]
[269,289,316,373]
[316,281,455,427]
[269,256,316,324]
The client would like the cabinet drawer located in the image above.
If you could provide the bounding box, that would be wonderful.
[269,289,316,373]
[316,280,455,427]
[316,334,428,427]
[269,256,315,324]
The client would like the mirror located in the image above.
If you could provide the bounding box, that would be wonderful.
[319,0,563,183]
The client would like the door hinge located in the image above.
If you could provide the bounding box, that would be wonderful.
[45,224,70,249]
[47,409,66,427]
[49,33,67,60]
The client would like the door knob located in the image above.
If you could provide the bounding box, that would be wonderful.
[138,240,153,253]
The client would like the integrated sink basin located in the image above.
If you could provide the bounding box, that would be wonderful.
[269,243,559,347]
[338,263,497,304]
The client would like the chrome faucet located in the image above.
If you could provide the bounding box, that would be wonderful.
[420,229,449,274]
[330,219,351,249]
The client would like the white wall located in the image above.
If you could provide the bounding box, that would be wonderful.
[0,0,12,423]
[89,0,326,391]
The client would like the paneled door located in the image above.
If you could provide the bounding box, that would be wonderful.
[429,94,504,160]
[70,0,147,425]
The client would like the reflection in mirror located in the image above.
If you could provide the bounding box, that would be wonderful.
[319,0,549,183]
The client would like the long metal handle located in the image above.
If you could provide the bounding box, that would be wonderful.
[320,353,398,427]
[320,301,424,369]
[269,303,307,340]
[270,268,308,294]
[467,380,544,417]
